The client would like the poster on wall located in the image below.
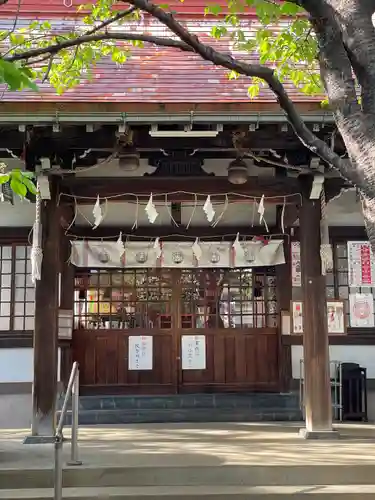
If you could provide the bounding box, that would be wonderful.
[327,300,346,334]
[291,301,303,334]
[347,241,375,287]
[128,336,153,370]
[181,335,206,370]
[349,293,375,328]
[291,242,301,287]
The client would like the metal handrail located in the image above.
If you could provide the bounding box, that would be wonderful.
[54,361,82,500]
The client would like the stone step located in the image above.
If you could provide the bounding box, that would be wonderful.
[57,393,302,425]
[0,485,374,499]
[2,465,375,490]
[61,407,302,425]
[74,393,301,411]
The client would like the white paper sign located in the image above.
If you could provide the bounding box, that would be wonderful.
[349,293,375,328]
[292,301,303,334]
[347,241,375,287]
[291,242,301,287]
[128,336,153,370]
[181,335,206,370]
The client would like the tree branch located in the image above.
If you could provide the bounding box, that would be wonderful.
[126,0,371,196]
[85,6,137,37]
[4,32,193,62]
[3,0,374,197]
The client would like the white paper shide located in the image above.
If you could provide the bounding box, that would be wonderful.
[128,336,153,370]
[181,335,206,370]
[349,293,375,328]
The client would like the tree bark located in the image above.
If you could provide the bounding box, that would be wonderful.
[305,0,375,253]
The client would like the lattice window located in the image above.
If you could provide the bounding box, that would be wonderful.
[0,244,34,331]
[180,268,277,329]
[74,269,173,329]
[74,267,277,330]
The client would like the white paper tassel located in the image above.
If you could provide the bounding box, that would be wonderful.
[31,246,43,283]
[145,193,159,224]
[153,237,162,259]
[320,188,333,275]
[192,238,202,261]
[203,195,215,223]
[258,194,269,232]
[92,195,103,229]
[320,243,333,275]
[116,231,125,258]
[281,197,286,234]
[31,191,43,283]
[232,232,245,259]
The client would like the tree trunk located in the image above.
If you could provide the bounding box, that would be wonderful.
[304,0,375,253]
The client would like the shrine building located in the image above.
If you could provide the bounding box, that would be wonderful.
[0,0,373,436]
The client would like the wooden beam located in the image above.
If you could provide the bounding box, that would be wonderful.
[60,176,302,204]
[299,177,335,439]
[31,179,60,437]
[68,225,279,239]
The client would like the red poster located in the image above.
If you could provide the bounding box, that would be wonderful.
[360,244,372,285]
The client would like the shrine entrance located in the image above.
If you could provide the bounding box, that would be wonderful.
[72,267,280,395]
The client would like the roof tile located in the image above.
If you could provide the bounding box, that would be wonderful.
[0,15,322,104]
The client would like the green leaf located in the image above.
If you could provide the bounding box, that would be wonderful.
[0,60,38,92]
[228,70,240,80]
[20,176,37,195]
[211,25,228,39]
[204,4,222,15]
[280,2,302,15]
[248,84,260,99]
[0,174,9,184]
[10,178,27,198]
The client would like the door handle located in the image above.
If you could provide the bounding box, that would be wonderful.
[177,356,181,360]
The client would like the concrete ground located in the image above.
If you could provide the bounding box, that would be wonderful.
[1,422,375,469]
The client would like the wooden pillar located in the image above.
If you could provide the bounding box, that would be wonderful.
[275,206,293,391]
[31,179,60,437]
[299,178,335,438]
[59,222,75,390]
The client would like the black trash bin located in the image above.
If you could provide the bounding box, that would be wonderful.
[340,363,368,422]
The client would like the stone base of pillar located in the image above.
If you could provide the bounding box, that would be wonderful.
[299,428,339,440]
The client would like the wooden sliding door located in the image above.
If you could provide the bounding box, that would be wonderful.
[72,267,281,395]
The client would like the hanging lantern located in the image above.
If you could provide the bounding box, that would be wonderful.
[227,158,248,185]
[98,250,110,264]
[135,251,148,264]
[118,146,140,171]
[172,251,184,264]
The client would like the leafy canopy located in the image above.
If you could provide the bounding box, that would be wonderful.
[0,0,322,97]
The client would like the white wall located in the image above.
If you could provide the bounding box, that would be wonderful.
[0,348,61,383]
[327,190,364,226]
[291,344,375,379]
[0,198,35,227]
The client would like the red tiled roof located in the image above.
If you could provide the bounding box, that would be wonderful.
[1,0,255,17]
[0,15,322,104]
